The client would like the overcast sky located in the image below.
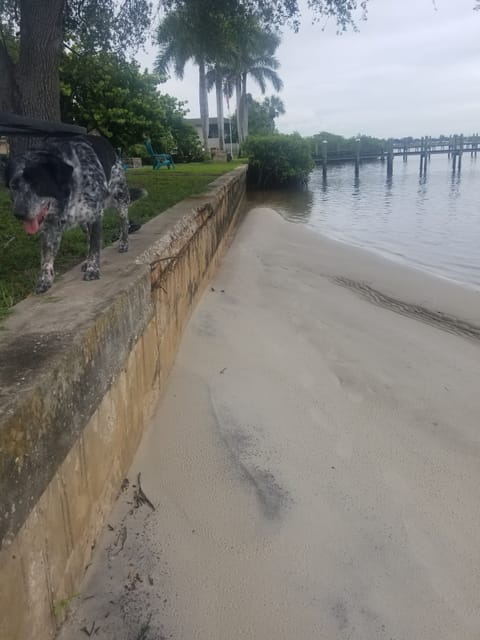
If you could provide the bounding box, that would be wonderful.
[137,0,480,138]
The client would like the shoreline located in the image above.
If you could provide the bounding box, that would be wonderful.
[247,155,480,294]
[58,206,480,640]
[306,224,480,294]
[266,206,480,332]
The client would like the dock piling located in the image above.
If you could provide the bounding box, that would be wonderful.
[322,139,327,179]
[452,136,457,172]
[386,139,394,177]
[355,138,360,178]
[419,137,429,176]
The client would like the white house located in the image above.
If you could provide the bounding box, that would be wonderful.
[186,117,239,156]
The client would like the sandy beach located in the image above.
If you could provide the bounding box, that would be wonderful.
[59,207,480,640]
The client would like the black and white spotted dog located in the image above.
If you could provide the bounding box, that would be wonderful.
[5,135,143,293]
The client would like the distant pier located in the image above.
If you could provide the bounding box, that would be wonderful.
[314,134,479,177]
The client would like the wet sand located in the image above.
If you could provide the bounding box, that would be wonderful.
[59,208,480,640]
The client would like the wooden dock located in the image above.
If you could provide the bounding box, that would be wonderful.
[313,134,479,177]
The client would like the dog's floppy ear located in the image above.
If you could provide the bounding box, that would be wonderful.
[23,154,73,200]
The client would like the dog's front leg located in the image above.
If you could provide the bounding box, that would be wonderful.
[117,203,129,253]
[36,225,62,294]
[109,160,130,253]
[83,217,102,281]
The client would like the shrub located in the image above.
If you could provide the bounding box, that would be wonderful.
[243,134,314,188]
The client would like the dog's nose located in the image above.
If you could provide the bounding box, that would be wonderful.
[13,207,28,220]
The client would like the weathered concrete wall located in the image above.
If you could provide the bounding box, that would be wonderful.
[0,166,247,640]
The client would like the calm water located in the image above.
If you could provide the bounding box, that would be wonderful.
[248,155,480,289]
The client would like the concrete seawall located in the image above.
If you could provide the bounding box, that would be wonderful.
[0,165,247,640]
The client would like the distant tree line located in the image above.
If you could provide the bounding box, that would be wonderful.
[308,132,386,159]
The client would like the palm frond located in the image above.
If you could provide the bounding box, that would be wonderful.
[249,65,283,93]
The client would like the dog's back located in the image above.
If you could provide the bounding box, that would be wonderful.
[83,135,117,181]
[39,135,117,182]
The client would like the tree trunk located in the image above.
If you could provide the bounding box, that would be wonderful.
[241,72,248,140]
[235,76,243,144]
[215,69,224,152]
[0,40,17,113]
[198,56,209,152]
[7,0,65,154]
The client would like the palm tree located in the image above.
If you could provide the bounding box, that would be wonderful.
[263,95,286,122]
[221,72,243,146]
[241,46,283,140]
[205,10,259,153]
[206,65,226,151]
[223,23,283,144]
[156,4,245,154]
[156,7,282,152]
[155,7,212,151]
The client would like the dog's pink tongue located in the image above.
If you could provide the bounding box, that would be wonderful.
[23,206,48,235]
[23,218,40,235]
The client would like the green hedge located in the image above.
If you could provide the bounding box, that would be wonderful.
[243,134,314,188]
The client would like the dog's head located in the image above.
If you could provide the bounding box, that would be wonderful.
[5,152,73,234]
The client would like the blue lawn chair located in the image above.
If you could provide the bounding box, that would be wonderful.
[144,138,175,170]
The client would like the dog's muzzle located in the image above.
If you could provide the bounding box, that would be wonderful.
[17,203,50,235]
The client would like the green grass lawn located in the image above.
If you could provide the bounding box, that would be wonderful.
[0,160,245,318]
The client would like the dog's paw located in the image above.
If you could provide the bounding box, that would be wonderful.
[118,241,129,253]
[83,269,100,281]
[128,221,142,234]
[35,280,52,294]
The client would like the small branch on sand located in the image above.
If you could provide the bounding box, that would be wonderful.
[134,473,155,511]
[136,613,152,640]
[110,525,127,557]
[149,254,180,269]
[81,621,98,636]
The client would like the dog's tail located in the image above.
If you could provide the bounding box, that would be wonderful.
[129,187,148,203]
